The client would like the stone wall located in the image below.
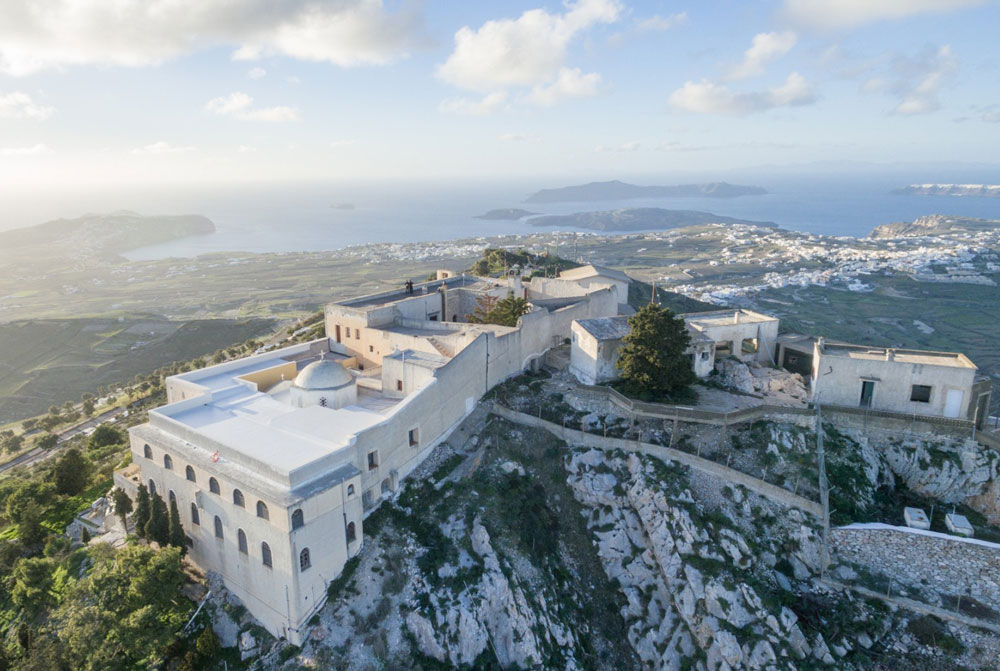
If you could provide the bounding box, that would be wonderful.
[832,524,1000,609]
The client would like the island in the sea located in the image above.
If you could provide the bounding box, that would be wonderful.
[528,207,773,232]
[524,180,767,204]
[869,214,1000,238]
[474,208,540,220]
[891,184,1000,198]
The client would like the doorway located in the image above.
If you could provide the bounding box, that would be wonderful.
[859,380,875,408]
[944,389,964,418]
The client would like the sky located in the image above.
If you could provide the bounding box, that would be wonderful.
[0,0,998,187]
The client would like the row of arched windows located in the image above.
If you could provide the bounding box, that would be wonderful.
[143,443,306,527]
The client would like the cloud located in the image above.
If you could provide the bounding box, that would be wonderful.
[132,141,197,154]
[635,12,688,32]
[670,72,817,115]
[436,0,619,109]
[0,91,54,120]
[782,0,986,30]
[0,0,426,76]
[981,105,1000,123]
[206,92,299,121]
[329,139,357,148]
[727,32,797,80]
[247,67,266,79]
[237,145,257,153]
[888,45,957,115]
[1,143,51,156]
[500,133,526,142]
[523,67,601,106]
[439,91,508,116]
[595,141,639,152]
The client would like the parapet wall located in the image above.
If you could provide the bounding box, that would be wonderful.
[832,524,1000,609]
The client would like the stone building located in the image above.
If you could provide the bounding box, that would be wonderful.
[810,338,991,421]
[569,309,778,385]
[123,270,625,644]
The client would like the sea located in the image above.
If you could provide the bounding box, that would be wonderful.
[3,168,999,260]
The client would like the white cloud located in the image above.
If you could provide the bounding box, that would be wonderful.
[889,45,957,116]
[247,67,266,79]
[726,32,797,81]
[237,145,257,153]
[206,92,299,121]
[1,143,51,156]
[329,139,357,149]
[635,12,688,32]
[595,140,640,152]
[670,72,817,115]
[982,105,1000,123]
[0,0,426,76]
[439,91,508,116]
[782,0,986,30]
[523,67,601,106]
[436,0,619,109]
[500,133,526,142]
[132,141,197,154]
[0,91,54,120]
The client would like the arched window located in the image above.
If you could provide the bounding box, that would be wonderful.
[261,542,272,567]
[291,509,304,530]
[256,501,269,520]
[381,478,391,494]
[163,454,173,470]
[346,521,356,543]
[299,548,311,572]
[143,444,152,459]
[237,529,248,554]
[190,503,200,526]
[148,479,156,496]
[168,490,176,506]
[186,465,196,482]
[347,484,355,496]
[232,489,245,508]
[209,477,220,495]
[214,516,223,539]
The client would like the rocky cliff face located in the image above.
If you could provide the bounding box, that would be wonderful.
[869,214,1000,238]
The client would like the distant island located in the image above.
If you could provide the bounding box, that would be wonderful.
[474,208,540,220]
[0,210,215,262]
[869,214,1000,238]
[524,180,767,204]
[891,184,1000,198]
[528,208,774,232]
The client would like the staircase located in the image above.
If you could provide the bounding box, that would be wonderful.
[427,337,452,358]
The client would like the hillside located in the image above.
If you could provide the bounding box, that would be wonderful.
[529,208,774,231]
[525,180,767,203]
[869,214,1000,238]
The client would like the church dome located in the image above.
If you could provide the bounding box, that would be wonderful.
[292,360,353,390]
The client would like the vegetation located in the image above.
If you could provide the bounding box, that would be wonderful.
[465,291,531,327]
[467,247,579,278]
[615,303,694,399]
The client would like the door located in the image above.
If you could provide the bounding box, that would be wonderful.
[335,324,341,343]
[859,380,875,408]
[944,389,964,418]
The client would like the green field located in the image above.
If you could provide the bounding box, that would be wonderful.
[0,317,273,423]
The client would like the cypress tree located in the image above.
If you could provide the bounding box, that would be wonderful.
[617,303,694,398]
[167,498,186,555]
[111,487,133,531]
[145,492,169,545]
[80,526,91,544]
[133,484,151,538]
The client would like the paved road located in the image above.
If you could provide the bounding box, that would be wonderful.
[0,406,126,475]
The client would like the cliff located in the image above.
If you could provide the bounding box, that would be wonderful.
[869,214,1000,238]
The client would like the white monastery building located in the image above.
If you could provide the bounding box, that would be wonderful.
[120,269,623,644]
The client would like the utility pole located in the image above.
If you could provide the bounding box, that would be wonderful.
[817,403,830,579]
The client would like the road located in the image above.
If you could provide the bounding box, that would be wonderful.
[0,406,127,475]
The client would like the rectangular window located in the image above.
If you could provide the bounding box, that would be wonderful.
[396,379,403,392]
[345,327,351,338]
[910,384,932,403]
[367,450,379,471]
[369,345,374,353]
[356,329,362,338]
[409,428,419,447]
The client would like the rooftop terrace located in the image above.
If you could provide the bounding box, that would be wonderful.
[819,342,977,369]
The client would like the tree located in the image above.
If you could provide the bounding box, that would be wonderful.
[36,434,58,450]
[88,424,122,450]
[80,527,91,544]
[81,394,95,417]
[1,433,22,454]
[144,492,169,545]
[10,557,55,618]
[466,292,531,327]
[53,448,89,496]
[17,503,46,547]
[167,498,186,554]
[110,487,133,531]
[194,627,220,659]
[616,303,694,398]
[54,544,188,671]
[133,484,151,538]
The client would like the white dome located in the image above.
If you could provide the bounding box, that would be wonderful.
[292,360,353,391]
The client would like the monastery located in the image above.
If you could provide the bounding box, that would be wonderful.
[117,263,992,644]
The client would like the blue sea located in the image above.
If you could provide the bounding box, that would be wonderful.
[3,168,999,260]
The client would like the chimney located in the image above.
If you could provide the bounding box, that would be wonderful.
[734,311,740,324]
[886,349,894,361]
